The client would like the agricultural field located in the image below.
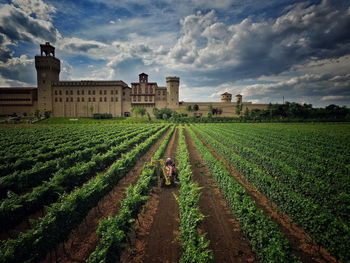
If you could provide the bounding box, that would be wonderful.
[0,123,349,263]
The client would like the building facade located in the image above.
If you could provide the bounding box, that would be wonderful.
[0,43,268,117]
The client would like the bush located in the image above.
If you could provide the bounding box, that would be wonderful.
[93,113,113,119]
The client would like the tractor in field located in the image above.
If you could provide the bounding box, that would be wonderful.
[152,158,178,187]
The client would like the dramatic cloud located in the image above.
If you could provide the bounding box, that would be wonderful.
[168,0,350,82]
[11,0,56,20]
[0,55,36,86]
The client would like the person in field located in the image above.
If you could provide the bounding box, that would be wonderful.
[165,157,178,183]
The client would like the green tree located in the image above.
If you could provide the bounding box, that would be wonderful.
[186,105,193,112]
[132,107,146,117]
[193,104,199,111]
[89,106,94,116]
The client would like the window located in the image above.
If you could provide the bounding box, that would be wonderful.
[70,90,73,95]
[59,90,62,95]
[116,90,118,94]
[92,90,95,95]
[93,97,96,102]
[163,90,166,95]
[66,90,68,95]
[59,98,62,102]
[149,96,152,102]
[77,97,80,102]
[145,96,148,101]
[70,97,73,102]
[82,97,84,102]
[55,90,58,95]
[88,97,91,102]
[133,96,136,101]
[111,97,114,102]
[133,87,137,94]
[111,90,114,95]
[104,97,107,102]
[138,87,141,94]
[150,87,153,93]
[123,91,125,96]
[81,90,84,95]
[145,86,148,93]
[99,90,102,95]
[138,96,141,101]
[116,97,118,102]
[88,90,91,95]
[66,97,69,102]
[100,97,102,102]
[158,91,160,95]
[104,90,107,95]
[55,98,58,102]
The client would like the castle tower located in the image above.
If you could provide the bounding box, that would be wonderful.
[221,92,232,102]
[35,42,60,112]
[166,76,179,109]
[236,94,242,104]
[139,73,148,83]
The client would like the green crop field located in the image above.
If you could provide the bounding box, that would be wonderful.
[0,123,349,263]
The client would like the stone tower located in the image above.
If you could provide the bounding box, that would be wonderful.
[221,92,232,102]
[166,76,179,109]
[35,42,60,112]
[235,94,242,104]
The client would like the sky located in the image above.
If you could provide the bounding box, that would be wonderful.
[0,0,349,107]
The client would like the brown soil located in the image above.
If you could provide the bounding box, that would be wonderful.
[121,128,181,263]
[194,130,337,263]
[41,129,170,263]
[185,131,257,263]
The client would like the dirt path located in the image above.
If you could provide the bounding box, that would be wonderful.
[194,130,337,263]
[41,129,170,263]
[185,130,257,263]
[121,128,181,263]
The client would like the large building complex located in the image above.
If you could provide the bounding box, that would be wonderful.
[0,43,268,117]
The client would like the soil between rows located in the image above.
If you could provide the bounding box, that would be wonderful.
[121,128,181,263]
[184,130,257,263]
[193,129,337,263]
[41,128,170,263]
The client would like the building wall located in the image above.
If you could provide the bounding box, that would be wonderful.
[51,83,128,117]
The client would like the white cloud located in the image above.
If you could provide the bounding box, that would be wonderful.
[11,0,56,20]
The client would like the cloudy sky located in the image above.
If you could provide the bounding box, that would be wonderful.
[0,0,349,107]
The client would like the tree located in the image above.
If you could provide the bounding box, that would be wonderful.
[235,102,242,115]
[193,104,199,111]
[132,107,146,117]
[34,109,42,119]
[186,105,193,112]
[89,106,94,116]
[146,112,151,122]
[44,110,52,119]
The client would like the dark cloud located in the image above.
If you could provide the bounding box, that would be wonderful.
[169,0,350,85]
[0,4,59,45]
[64,43,100,52]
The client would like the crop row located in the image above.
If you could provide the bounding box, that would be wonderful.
[0,128,145,199]
[176,128,213,263]
[0,126,139,176]
[0,126,163,230]
[187,127,300,262]
[192,126,350,262]
[199,125,350,222]
[86,127,175,262]
[0,125,168,263]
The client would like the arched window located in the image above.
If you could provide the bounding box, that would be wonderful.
[145,86,148,93]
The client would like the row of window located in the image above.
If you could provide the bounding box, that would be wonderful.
[54,97,119,102]
[132,96,153,102]
[54,90,121,96]
[132,86,154,94]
